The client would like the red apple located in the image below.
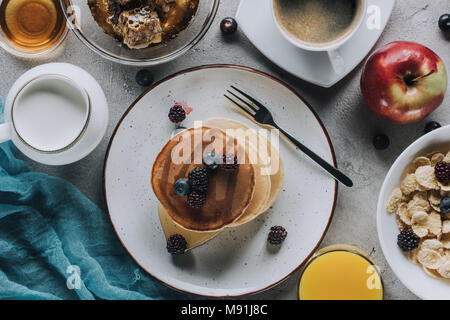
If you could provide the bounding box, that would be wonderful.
[361,41,448,124]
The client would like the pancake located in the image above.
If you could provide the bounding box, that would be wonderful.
[204,119,271,226]
[205,118,284,221]
[151,126,256,231]
[156,120,284,250]
[158,204,220,249]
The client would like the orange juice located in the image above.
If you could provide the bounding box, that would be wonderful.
[299,246,383,300]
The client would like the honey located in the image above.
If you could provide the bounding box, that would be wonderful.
[0,0,66,52]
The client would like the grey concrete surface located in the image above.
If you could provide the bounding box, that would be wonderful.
[1,0,449,300]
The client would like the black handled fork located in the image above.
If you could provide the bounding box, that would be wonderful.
[224,85,353,187]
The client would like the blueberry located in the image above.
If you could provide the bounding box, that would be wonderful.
[202,152,220,170]
[220,17,238,34]
[424,121,441,134]
[441,197,450,214]
[439,14,450,32]
[174,179,191,196]
[136,69,154,87]
[373,134,390,150]
[171,126,187,138]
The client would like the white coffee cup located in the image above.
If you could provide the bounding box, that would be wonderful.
[271,0,367,74]
[0,74,90,154]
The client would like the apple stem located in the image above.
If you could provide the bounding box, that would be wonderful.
[407,69,435,85]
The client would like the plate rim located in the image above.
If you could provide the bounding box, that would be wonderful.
[103,64,339,298]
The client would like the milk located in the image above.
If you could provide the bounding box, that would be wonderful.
[13,77,88,152]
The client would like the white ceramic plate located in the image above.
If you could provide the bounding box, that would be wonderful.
[377,125,450,300]
[104,65,337,297]
[236,0,395,88]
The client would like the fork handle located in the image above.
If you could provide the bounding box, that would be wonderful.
[273,124,353,187]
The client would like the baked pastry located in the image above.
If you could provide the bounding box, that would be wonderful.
[88,0,199,49]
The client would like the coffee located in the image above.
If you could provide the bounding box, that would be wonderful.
[273,0,362,46]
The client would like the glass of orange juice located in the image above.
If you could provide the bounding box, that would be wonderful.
[298,244,384,300]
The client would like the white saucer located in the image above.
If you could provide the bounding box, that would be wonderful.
[236,0,395,87]
[104,65,337,297]
[4,63,109,165]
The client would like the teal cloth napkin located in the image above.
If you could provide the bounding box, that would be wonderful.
[0,97,187,300]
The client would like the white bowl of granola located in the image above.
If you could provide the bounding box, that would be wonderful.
[377,125,450,300]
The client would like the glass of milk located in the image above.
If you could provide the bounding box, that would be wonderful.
[0,74,95,164]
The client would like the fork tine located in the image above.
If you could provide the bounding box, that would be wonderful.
[226,90,258,112]
[224,94,255,118]
[230,85,266,111]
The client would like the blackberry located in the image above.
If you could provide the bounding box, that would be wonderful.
[219,153,239,171]
[166,234,187,255]
[434,162,450,184]
[188,167,209,194]
[187,191,206,208]
[168,105,186,123]
[397,230,419,252]
[267,226,288,245]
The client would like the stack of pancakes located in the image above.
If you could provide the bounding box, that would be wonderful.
[151,119,284,249]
